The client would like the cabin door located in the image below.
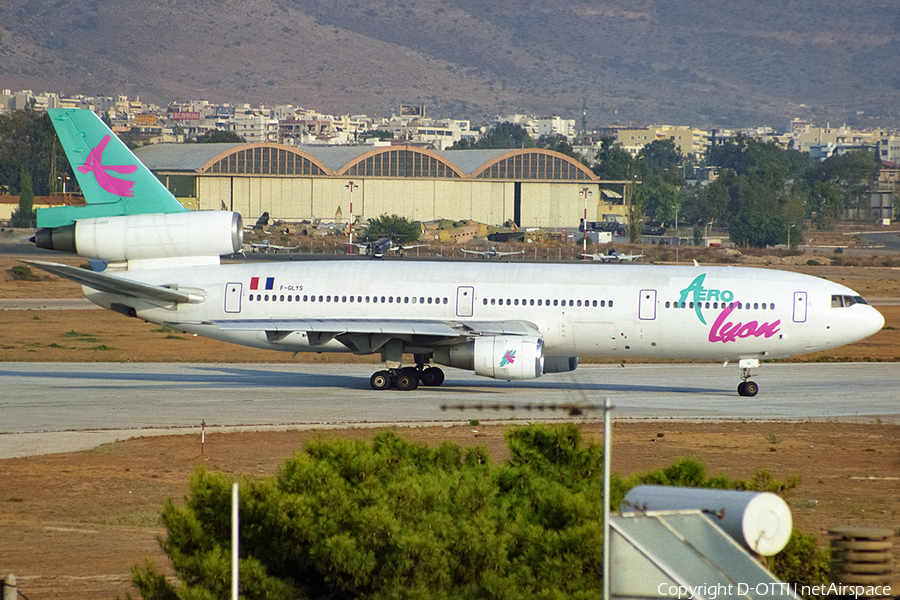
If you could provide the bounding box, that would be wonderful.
[638,289,657,320]
[793,291,808,323]
[224,282,243,313]
[456,286,475,317]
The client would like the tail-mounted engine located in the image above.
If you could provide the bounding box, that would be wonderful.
[33,212,243,261]
[433,335,544,380]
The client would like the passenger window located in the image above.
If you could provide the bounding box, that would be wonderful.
[666,301,670,308]
[754,303,758,309]
[287,295,292,302]
[577,300,582,307]
[601,300,606,307]
[553,300,558,307]
[609,300,614,307]
[264,294,269,301]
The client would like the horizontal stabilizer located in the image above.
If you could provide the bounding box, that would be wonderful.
[23,260,204,304]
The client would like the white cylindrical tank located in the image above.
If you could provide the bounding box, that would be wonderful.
[622,485,792,556]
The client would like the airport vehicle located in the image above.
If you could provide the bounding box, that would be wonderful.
[29,109,885,395]
[582,249,645,263]
[461,246,526,259]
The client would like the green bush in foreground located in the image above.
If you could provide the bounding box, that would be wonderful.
[133,425,828,600]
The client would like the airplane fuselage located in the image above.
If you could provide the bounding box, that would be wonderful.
[84,260,883,364]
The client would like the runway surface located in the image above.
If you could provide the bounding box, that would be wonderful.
[1,361,897,458]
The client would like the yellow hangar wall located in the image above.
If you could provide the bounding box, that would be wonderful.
[197,176,607,229]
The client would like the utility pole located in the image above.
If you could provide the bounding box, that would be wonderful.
[345,181,358,253]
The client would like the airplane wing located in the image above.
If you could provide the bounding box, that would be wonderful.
[23,260,205,304]
[495,250,524,257]
[212,318,541,351]
[390,244,427,251]
[460,249,487,256]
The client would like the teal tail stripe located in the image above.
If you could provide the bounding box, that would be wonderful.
[39,109,187,228]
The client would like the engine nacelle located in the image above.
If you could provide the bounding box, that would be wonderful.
[33,211,243,261]
[433,335,544,380]
[543,356,578,374]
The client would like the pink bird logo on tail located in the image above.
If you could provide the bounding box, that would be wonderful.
[78,135,138,197]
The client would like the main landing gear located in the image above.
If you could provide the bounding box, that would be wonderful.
[369,365,445,391]
[737,358,759,397]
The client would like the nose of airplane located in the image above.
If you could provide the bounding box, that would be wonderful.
[864,305,886,337]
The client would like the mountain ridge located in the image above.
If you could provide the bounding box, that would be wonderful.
[2,0,898,128]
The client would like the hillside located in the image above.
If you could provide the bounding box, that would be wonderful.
[1,0,899,128]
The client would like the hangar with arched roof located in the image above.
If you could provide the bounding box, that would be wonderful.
[133,143,630,229]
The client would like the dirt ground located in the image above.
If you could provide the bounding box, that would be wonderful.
[1,422,897,599]
[1,243,899,599]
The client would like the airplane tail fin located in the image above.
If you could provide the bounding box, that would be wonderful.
[39,108,188,228]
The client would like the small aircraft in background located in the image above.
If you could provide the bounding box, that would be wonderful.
[582,249,645,263]
[461,246,525,259]
[348,236,427,258]
[245,239,300,254]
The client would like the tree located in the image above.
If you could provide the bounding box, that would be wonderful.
[816,151,880,220]
[9,164,35,227]
[808,181,844,231]
[360,129,394,142]
[363,213,421,243]
[536,133,582,162]
[591,137,635,180]
[449,122,534,150]
[132,426,828,600]
[636,138,683,186]
[193,129,247,143]
[640,174,684,226]
[0,110,67,197]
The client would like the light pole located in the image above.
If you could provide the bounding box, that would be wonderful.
[58,174,70,206]
[788,223,795,249]
[704,220,713,246]
[345,181,358,253]
[581,187,592,259]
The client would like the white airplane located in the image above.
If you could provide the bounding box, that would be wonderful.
[583,249,644,263]
[347,236,427,258]
[245,239,300,254]
[29,109,885,396]
[461,246,526,259]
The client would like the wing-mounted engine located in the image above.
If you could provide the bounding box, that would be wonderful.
[543,356,578,374]
[433,335,544,380]
[33,212,243,262]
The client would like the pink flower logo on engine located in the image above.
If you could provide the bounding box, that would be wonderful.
[78,135,138,197]
[500,350,516,367]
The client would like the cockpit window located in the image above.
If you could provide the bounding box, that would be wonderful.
[832,294,868,308]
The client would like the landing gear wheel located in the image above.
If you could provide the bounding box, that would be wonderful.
[370,370,392,391]
[737,381,760,397]
[395,370,419,391]
[420,366,445,386]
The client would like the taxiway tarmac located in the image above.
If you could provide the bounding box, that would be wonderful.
[1,361,897,458]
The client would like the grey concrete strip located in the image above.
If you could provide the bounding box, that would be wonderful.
[0,298,100,310]
[1,362,897,458]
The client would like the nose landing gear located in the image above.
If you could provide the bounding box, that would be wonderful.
[737,358,759,397]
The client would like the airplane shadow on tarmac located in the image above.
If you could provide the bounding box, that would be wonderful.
[0,365,723,395]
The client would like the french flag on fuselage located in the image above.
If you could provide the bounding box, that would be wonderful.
[250,276,275,291]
